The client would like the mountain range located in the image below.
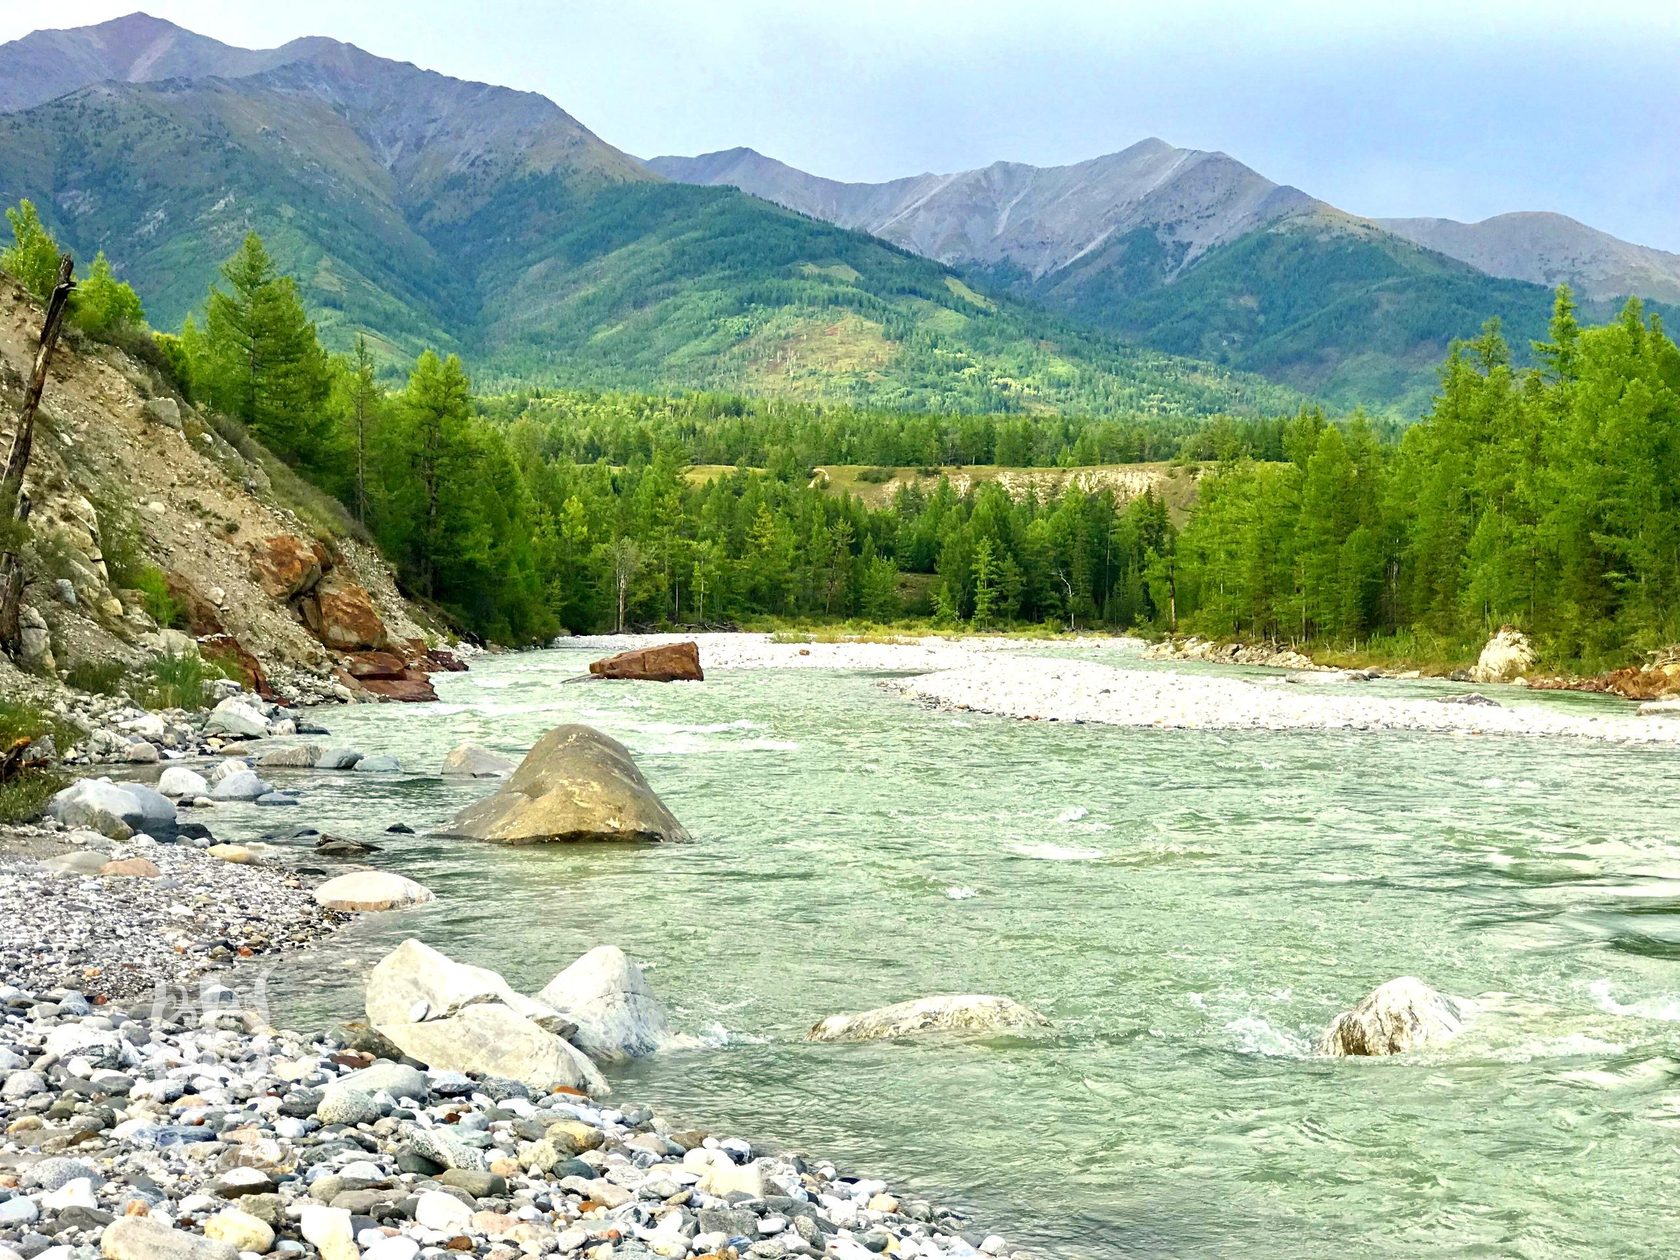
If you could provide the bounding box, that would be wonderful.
[0,13,1672,417]
[649,144,1680,410]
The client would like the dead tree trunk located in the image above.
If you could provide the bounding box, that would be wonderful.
[0,254,76,655]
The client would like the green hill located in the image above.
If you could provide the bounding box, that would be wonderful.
[0,44,1297,418]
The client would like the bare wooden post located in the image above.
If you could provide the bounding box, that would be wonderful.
[0,253,76,655]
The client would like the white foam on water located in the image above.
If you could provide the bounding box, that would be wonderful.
[944,886,979,900]
[1225,1015,1312,1058]
[1589,978,1680,1022]
[1010,843,1105,862]
[1056,806,1090,823]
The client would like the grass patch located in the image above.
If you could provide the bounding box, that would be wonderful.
[63,659,128,696]
[0,771,67,825]
[1306,629,1482,675]
[0,700,79,824]
[131,566,183,628]
[137,650,227,711]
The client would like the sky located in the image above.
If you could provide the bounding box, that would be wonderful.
[3,0,1677,250]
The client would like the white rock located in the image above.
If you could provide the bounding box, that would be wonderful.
[536,945,671,1062]
[204,1209,275,1255]
[413,1190,473,1232]
[205,699,270,738]
[313,872,435,913]
[1469,626,1536,684]
[1319,977,1465,1057]
[158,766,211,799]
[212,771,273,802]
[807,995,1050,1043]
[298,1206,357,1260]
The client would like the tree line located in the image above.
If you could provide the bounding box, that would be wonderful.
[9,205,1678,668]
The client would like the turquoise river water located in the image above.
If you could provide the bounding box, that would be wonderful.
[213,644,1680,1258]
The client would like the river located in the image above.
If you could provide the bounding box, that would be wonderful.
[213,642,1680,1257]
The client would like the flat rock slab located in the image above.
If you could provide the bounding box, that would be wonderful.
[588,641,703,682]
[808,994,1050,1042]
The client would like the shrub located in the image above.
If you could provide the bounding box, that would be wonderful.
[0,771,66,825]
[856,466,896,483]
[131,566,183,628]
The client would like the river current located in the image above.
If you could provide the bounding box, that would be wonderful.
[222,643,1680,1257]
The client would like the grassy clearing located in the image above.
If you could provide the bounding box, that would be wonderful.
[1296,629,1483,675]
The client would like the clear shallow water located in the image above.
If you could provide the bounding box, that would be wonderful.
[217,646,1680,1257]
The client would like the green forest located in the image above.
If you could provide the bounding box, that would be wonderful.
[11,208,1680,669]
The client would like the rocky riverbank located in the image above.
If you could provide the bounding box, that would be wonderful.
[0,976,1026,1260]
[0,819,345,1004]
[895,656,1680,743]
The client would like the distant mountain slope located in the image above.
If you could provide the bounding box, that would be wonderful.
[655,143,1676,410]
[0,12,287,112]
[1375,212,1680,304]
[0,17,1296,416]
[649,139,1321,280]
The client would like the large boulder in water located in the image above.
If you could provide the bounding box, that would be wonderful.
[365,940,606,1095]
[441,724,689,844]
[313,871,434,912]
[1469,626,1536,683]
[807,994,1050,1043]
[588,641,703,682]
[536,946,671,1062]
[1319,977,1465,1057]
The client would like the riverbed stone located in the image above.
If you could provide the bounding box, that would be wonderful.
[439,743,514,779]
[203,1208,275,1254]
[807,994,1050,1042]
[49,779,176,839]
[314,748,364,770]
[211,771,273,802]
[100,1214,239,1260]
[1319,977,1465,1057]
[312,872,434,913]
[535,945,670,1062]
[442,724,690,845]
[157,766,210,799]
[205,699,270,739]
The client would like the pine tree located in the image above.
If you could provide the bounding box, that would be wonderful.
[201,233,331,466]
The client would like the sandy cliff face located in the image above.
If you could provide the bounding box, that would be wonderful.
[0,274,442,702]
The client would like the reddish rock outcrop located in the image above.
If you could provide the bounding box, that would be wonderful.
[199,633,273,700]
[359,676,440,703]
[251,534,329,601]
[588,641,703,683]
[301,576,388,651]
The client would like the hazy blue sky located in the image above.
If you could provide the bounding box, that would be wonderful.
[6,0,1678,249]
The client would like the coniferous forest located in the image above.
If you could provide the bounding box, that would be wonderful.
[9,207,1679,669]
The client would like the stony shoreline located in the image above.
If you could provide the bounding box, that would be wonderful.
[894,656,1680,744]
[0,975,1027,1260]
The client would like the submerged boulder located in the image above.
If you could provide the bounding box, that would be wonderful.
[440,743,515,779]
[1469,626,1536,684]
[1319,977,1465,1057]
[588,640,704,683]
[807,994,1050,1043]
[364,940,605,1095]
[441,724,689,845]
[536,946,670,1062]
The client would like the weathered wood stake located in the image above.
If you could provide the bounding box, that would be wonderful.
[0,253,76,657]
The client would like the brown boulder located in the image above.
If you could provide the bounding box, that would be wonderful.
[426,648,468,672]
[588,641,703,683]
[165,573,226,637]
[251,535,328,601]
[199,634,271,700]
[344,650,409,680]
[360,676,440,703]
[442,724,690,845]
[301,576,388,651]
[1606,664,1680,701]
